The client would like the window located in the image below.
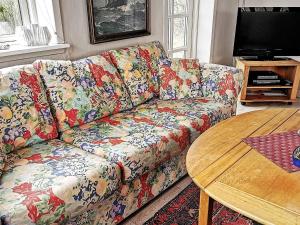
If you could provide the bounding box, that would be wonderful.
[0,0,34,42]
[0,0,68,64]
[0,0,57,43]
[0,0,20,41]
[166,0,194,58]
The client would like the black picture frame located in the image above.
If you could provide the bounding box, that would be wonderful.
[87,0,151,44]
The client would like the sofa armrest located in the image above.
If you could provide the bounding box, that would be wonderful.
[200,63,243,107]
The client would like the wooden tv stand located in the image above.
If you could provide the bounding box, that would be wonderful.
[235,58,300,105]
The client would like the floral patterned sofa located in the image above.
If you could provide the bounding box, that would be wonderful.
[0,41,243,225]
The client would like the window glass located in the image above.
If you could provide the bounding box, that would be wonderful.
[0,0,62,45]
[173,0,188,14]
[168,17,172,50]
[167,0,193,58]
[173,17,187,49]
[168,0,173,15]
[0,0,22,36]
[173,51,186,58]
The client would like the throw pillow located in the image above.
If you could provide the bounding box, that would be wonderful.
[159,58,202,100]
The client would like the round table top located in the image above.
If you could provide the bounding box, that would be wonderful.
[186,108,300,225]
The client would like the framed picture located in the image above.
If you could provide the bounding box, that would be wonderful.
[87,0,151,44]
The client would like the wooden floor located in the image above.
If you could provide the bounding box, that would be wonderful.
[122,100,300,225]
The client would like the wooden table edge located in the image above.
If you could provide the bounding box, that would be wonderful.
[186,108,300,225]
[206,181,300,225]
[186,108,294,179]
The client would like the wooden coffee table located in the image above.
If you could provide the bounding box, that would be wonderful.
[186,108,300,225]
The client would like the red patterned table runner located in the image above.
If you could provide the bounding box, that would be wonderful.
[243,130,300,173]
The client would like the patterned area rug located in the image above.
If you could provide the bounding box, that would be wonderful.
[144,183,261,225]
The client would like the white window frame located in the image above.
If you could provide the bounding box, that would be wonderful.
[164,0,195,58]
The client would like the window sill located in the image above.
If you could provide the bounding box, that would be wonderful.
[0,43,70,58]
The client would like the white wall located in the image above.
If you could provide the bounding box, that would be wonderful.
[238,0,300,7]
[60,0,164,60]
[211,0,238,65]
[195,0,238,65]
[0,0,164,67]
[196,0,216,63]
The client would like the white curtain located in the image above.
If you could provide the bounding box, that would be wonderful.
[35,0,64,44]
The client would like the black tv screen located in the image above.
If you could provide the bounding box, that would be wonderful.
[233,7,300,59]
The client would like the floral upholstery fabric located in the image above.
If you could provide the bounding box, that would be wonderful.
[0,42,243,225]
[0,65,58,176]
[73,54,132,112]
[61,97,233,183]
[109,47,154,106]
[0,139,121,225]
[159,58,202,100]
[0,151,6,178]
[138,41,168,95]
[61,113,190,183]
[34,57,132,132]
[68,152,187,225]
[133,97,234,142]
[200,63,243,106]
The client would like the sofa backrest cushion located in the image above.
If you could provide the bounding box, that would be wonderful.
[159,58,202,100]
[109,46,154,106]
[0,65,58,154]
[138,41,168,95]
[34,56,132,132]
[73,53,133,113]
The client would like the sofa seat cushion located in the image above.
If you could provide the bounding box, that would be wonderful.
[34,55,132,132]
[61,115,190,183]
[133,97,234,142]
[0,139,120,225]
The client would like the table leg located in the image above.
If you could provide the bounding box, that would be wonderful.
[199,190,213,225]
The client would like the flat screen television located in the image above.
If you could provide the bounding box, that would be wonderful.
[233,7,300,60]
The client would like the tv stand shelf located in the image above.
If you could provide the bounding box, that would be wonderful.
[235,58,300,105]
[247,85,293,89]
